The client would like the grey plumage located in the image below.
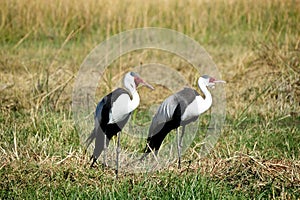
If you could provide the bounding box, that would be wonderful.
[145,88,200,154]
[141,75,224,169]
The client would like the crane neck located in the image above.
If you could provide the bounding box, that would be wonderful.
[127,87,140,112]
[197,80,212,113]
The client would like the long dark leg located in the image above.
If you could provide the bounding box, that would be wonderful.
[103,134,107,167]
[115,131,121,178]
[176,128,181,169]
[177,125,185,169]
[180,125,185,148]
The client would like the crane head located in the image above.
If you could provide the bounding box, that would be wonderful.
[200,75,226,88]
[124,72,154,91]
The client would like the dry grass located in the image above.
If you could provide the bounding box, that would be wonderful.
[1,147,299,198]
[197,154,300,198]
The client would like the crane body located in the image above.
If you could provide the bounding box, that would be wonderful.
[86,72,154,177]
[142,75,225,168]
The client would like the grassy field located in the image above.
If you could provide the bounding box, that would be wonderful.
[1,0,299,199]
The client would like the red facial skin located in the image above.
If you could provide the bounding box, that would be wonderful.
[134,76,143,87]
[209,77,216,83]
[134,76,154,90]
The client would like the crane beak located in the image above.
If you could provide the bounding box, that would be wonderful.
[141,81,154,90]
[213,80,226,84]
[134,75,154,90]
[208,78,226,88]
[209,77,226,84]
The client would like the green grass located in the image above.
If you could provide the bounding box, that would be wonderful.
[1,0,300,199]
[1,166,246,199]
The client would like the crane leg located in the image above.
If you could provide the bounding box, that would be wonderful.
[103,134,107,167]
[177,126,185,169]
[180,125,185,147]
[115,131,121,179]
[176,128,181,169]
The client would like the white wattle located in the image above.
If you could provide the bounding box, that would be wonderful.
[196,80,212,114]
[181,79,212,122]
[126,79,140,113]
[128,90,140,112]
[108,78,140,124]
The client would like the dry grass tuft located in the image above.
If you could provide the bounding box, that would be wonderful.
[196,154,300,193]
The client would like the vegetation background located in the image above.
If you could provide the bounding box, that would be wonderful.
[0,0,299,199]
